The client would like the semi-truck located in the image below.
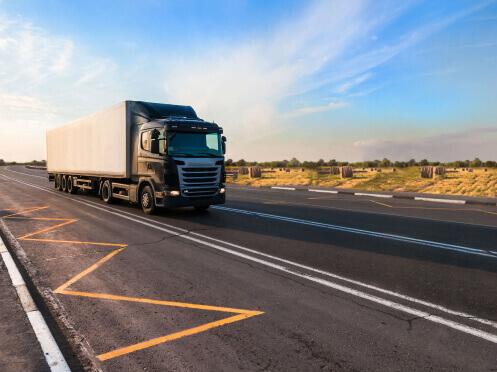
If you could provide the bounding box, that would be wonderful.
[46,101,226,214]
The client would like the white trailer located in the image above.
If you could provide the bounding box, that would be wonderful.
[46,102,131,178]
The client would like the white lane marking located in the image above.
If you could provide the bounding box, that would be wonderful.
[271,186,296,191]
[226,192,497,230]
[212,206,497,258]
[414,197,466,205]
[355,193,393,198]
[5,167,47,179]
[2,175,497,342]
[27,311,71,371]
[0,237,70,372]
[308,189,338,194]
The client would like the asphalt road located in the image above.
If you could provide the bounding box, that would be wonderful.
[0,165,496,371]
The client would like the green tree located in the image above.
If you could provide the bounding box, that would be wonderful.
[0,159,5,166]
[419,159,429,166]
[288,157,301,167]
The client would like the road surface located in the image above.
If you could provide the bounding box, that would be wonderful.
[0,165,496,371]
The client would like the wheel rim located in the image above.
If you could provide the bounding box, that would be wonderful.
[67,177,72,192]
[142,192,151,209]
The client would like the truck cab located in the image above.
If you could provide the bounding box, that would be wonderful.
[130,101,226,213]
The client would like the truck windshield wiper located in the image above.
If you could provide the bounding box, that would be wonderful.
[197,153,222,158]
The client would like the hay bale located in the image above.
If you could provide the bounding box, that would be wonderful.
[393,169,397,172]
[468,168,473,172]
[376,169,382,173]
[434,166,446,176]
[420,166,434,178]
[340,166,353,178]
[286,168,290,172]
[239,167,248,175]
[331,167,340,175]
[300,168,305,172]
[249,166,262,178]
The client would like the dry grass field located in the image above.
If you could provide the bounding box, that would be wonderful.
[227,167,497,198]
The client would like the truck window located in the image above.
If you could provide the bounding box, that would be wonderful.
[141,131,151,152]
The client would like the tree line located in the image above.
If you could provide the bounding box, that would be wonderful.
[0,159,46,166]
[225,157,496,169]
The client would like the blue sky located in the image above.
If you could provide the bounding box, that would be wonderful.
[1,0,496,162]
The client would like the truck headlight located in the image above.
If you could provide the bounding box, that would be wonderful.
[170,190,180,196]
[220,188,225,194]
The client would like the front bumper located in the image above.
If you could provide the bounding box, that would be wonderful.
[157,192,225,208]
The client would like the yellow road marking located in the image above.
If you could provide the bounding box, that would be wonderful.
[54,247,126,293]
[369,200,393,208]
[98,312,261,361]
[58,290,263,315]
[2,206,264,361]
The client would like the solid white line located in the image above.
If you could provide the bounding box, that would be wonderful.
[226,193,497,230]
[5,167,47,179]
[271,186,296,191]
[2,175,497,343]
[212,206,497,258]
[27,311,71,371]
[308,189,338,194]
[414,197,466,205]
[355,193,393,198]
[0,238,70,371]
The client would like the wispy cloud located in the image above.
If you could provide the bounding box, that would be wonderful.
[353,127,497,161]
[336,73,372,93]
[285,102,348,118]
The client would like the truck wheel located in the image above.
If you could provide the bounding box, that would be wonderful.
[67,176,79,194]
[55,175,61,190]
[61,175,68,192]
[101,180,114,204]
[194,205,210,211]
[141,185,156,214]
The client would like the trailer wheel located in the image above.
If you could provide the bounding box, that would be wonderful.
[101,180,114,204]
[194,205,210,211]
[61,175,68,192]
[140,185,156,214]
[55,175,61,190]
[67,176,79,194]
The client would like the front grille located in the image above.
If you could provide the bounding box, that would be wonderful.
[178,164,221,198]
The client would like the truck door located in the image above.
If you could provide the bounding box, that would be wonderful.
[137,130,164,184]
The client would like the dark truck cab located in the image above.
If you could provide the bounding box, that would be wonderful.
[131,102,227,213]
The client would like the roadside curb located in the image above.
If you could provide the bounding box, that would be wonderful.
[0,219,103,372]
[0,229,70,371]
[262,186,497,207]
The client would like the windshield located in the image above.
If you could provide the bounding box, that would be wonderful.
[166,132,223,158]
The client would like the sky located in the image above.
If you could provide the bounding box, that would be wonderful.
[0,0,496,162]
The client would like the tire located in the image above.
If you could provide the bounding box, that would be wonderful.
[55,175,61,190]
[194,205,210,211]
[67,176,79,194]
[101,180,114,204]
[61,175,68,192]
[140,185,156,214]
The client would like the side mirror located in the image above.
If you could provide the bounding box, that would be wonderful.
[150,129,160,154]
[221,136,226,154]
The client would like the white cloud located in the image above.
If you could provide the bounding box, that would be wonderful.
[0,93,54,113]
[336,73,372,93]
[353,127,497,161]
[285,102,348,118]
